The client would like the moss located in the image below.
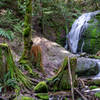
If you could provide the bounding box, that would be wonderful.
[89,86,99,90]
[87,80,100,86]
[95,92,100,98]
[34,81,48,93]
[82,19,100,54]
[65,97,68,100]
[14,96,35,100]
[89,55,100,59]
[47,57,77,91]
[23,25,31,37]
[19,60,40,78]
[36,93,49,100]
[94,80,100,86]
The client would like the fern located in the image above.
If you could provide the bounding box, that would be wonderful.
[0,28,14,40]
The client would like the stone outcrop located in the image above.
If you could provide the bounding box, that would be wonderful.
[32,36,100,77]
[32,36,75,77]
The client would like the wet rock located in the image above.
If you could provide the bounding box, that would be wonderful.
[32,36,100,77]
[76,57,100,76]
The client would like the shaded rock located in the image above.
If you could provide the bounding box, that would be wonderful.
[76,57,100,76]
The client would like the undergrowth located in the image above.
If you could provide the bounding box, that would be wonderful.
[0,71,18,93]
[0,9,24,40]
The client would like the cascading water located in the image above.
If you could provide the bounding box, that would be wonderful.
[93,61,100,79]
[65,10,100,53]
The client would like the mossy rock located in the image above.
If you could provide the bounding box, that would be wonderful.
[79,18,100,54]
[95,92,100,98]
[14,96,35,100]
[34,81,48,93]
[36,93,49,100]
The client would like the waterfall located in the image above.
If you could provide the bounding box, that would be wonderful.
[93,61,100,79]
[65,10,100,53]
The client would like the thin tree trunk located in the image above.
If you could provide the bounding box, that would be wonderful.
[68,56,74,100]
[19,0,33,64]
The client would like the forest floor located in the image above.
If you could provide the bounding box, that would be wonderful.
[0,34,99,100]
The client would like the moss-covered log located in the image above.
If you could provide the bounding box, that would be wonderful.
[0,43,32,88]
[19,0,33,65]
[47,57,77,91]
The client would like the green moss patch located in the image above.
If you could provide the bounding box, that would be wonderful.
[36,93,49,100]
[95,92,100,98]
[89,55,100,59]
[89,85,99,90]
[34,81,48,93]
[14,96,35,100]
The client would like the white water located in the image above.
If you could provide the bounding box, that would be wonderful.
[65,10,100,53]
[93,61,100,79]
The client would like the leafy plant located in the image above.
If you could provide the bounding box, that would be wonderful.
[18,0,26,15]
[0,9,24,40]
[0,28,14,40]
[0,71,18,92]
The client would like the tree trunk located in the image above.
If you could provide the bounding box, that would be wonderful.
[19,0,33,65]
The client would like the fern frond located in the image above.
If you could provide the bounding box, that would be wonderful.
[0,28,14,40]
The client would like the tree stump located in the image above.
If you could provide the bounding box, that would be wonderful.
[47,56,77,91]
[0,43,31,88]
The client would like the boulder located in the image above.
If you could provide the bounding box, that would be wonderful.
[32,36,75,78]
[32,36,100,77]
[76,57,100,76]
